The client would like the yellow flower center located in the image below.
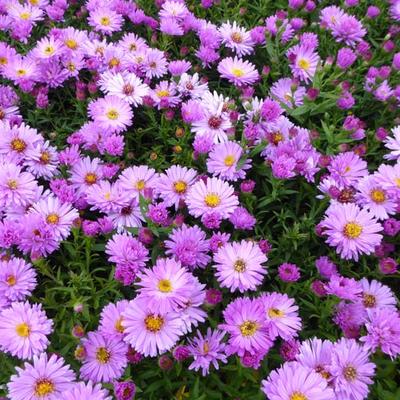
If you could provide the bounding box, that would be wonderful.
[67,62,75,72]
[46,213,59,224]
[239,320,258,337]
[144,314,164,332]
[234,259,246,272]
[173,180,187,194]
[135,179,145,190]
[100,16,110,26]
[7,179,18,190]
[6,274,16,286]
[290,392,308,400]
[96,347,111,364]
[0,57,7,65]
[370,189,385,203]
[395,178,400,188]
[15,323,30,337]
[11,138,27,152]
[343,222,363,239]
[268,308,284,318]
[108,57,120,68]
[34,379,54,397]
[84,173,97,185]
[44,46,55,56]
[65,39,77,49]
[231,68,244,77]
[363,293,376,308]
[224,155,235,167]
[16,69,26,77]
[19,12,31,20]
[298,58,310,70]
[40,151,51,164]
[115,317,125,333]
[344,365,357,382]
[204,193,221,208]
[203,341,210,354]
[157,89,170,98]
[231,32,243,43]
[158,279,173,293]
[271,132,283,145]
[106,109,119,120]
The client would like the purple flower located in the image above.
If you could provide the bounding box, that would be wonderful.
[278,263,300,282]
[114,381,136,400]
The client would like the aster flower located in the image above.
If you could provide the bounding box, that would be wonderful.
[0,301,53,360]
[136,258,192,313]
[296,338,334,381]
[331,14,366,47]
[151,80,181,110]
[80,331,128,383]
[288,45,320,83]
[329,338,376,400]
[144,48,168,79]
[177,73,209,99]
[217,57,259,87]
[165,225,210,269]
[320,203,383,260]
[7,353,75,400]
[25,141,59,178]
[375,163,400,199]
[88,8,123,35]
[118,165,158,200]
[320,6,345,29]
[99,300,130,340]
[260,292,302,340]
[384,126,400,160]
[207,141,251,181]
[219,21,254,56]
[328,151,368,187]
[70,156,103,196]
[219,297,272,357]
[0,257,36,301]
[262,361,336,400]
[98,71,149,107]
[88,95,133,134]
[187,328,227,376]
[358,278,397,311]
[108,199,144,231]
[156,165,197,209]
[34,36,64,59]
[122,297,183,357]
[60,381,112,400]
[213,240,267,292]
[86,180,129,214]
[360,308,400,358]
[356,175,396,220]
[271,78,306,108]
[186,177,238,219]
[29,196,78,240]
[325,275,362,301]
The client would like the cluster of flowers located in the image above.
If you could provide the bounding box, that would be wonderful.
[0,0,399,399]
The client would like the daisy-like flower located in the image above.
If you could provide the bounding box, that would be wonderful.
[360,308,400,358]
[108,199,144,231]
[331,14,366,47]
[356,175,396,220]
[34,36,64,59]
[70,156,103,195]
[271,78,306,108]
[80,331,128,383]
[0,257,36,302]
[99,300,130,340]
[213,240,267,293]
[330,338,376,400]
[159,0,188,19]
[7,353,75,400]
[384,125,400,160]
[118,165,158,200]
[260,293,302,340]
[207,141,251,181]
[0,301,53,360]
[60,381,112,400]
[219,297,272,357]
[88,7,123,35]
[60,27,88,53]
[320,203,383,260]
[0,163,37,208]
[118,33,148,54]
[7,3,44,24]
[29,196,78,240]
[219,21,254,56]
[5,56,38,85]
[191,91,232,143]
[262,361,336,400]
[122,297,183,357]
[165,225,210,269]
[217,57,259,87]
[187,328,227,376]
[88,95,133,134]
[288,44,320,83]
[25,141,59,178]
[177,73,209,99]
[358,278,397,311]
[144,48,168,79]
[325,275,362,301]
[86,180,129,214]
[375,163,400,198]
[151,80,181,110]
[156,165,197,209]
[136,258,192,313]
[98,71,149,107]
[320,6,345,29]
[186,177,238,219]
[296,338,334,381]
